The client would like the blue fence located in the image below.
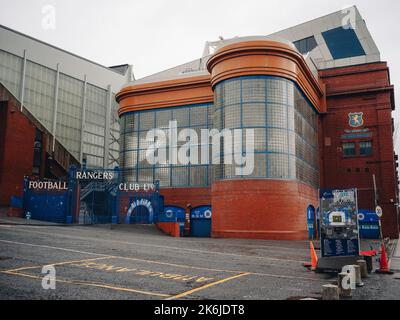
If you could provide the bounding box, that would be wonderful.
[23,167,77,224]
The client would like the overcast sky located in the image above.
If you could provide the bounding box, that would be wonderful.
[0,0,399,152]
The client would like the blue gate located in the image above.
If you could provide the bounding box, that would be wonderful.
[77,167,164,225]
[124,192,164,225]
[21,166,165,225]
[23,167,78,224]
[190,206,212,237]
[78,168,119,224]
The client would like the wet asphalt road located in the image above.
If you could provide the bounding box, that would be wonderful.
[0,217,399,300]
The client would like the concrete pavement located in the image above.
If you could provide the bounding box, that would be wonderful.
[0,215,399,300]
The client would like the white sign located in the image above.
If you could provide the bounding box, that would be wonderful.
[28,181,67,190]
[76,171,114,180]
[119,183,155,192]
[376,206,383,218]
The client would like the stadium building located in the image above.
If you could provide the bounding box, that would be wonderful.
[1,6,399,239]
[116,6,399,239]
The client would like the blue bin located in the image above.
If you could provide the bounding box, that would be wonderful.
[358,210,380,239]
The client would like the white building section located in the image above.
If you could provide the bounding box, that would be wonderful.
[0,24,134,168]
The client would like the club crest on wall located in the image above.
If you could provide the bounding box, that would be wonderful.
[348,112,364,128]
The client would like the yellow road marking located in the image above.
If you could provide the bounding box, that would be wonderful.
[166,272,250,300]
[0,239,326,283]
[1,256,112,273]
[0,239,241,274]
[2,270,170,298]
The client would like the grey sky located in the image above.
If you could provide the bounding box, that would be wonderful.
[0,0,399,153]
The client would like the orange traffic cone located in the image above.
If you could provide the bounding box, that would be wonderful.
[303,241,318,271]
[376,243,394,274]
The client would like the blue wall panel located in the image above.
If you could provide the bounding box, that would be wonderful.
[322,27,365,60]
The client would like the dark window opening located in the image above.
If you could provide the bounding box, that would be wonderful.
[343,142,356,157]
[293,36,318,54]
[33,129,42,175]
[359,141,373,156]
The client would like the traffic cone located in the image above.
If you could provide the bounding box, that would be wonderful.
[376,243,394,274]
[303,241,318,271]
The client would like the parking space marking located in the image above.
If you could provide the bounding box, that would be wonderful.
[166,272,250,300]
[69,259,218,283]
[1,256,111,273]
[0,239,241,274]
[1,269,171,298]
[1,255,239,299]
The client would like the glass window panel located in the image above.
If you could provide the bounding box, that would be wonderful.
[172,109,189,127]
[190,107,207,126]
[224,104,241,128]
[171,167,189,186]
[155,167,170,187]
[242,103,266,127]
[223,80,241,105]
[190,166,208,186]
[249,153,266,177]
[267,79,287,104]
[267,128,288,153]
[267,104,287,128]
[268,154,289,179]
[138,167,153,183]
[139,112,155,130]
[242,78,266,102]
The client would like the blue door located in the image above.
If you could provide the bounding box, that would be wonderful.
[190,206,212,238]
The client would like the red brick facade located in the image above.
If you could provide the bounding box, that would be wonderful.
[211,180,318,240]
[319,62,399,238]
[156,62,400,240]
[161,187,211,210]
[0,100,36,206]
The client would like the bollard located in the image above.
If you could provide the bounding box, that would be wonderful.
[364,255,373,273]
[338,272,352,298]
[353,265,364,287]
[357,260,368,278]
[322,284,339,300]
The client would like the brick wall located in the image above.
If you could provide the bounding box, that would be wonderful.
[211,180,318,240]
[160,187,211,209]
[319,62,399,238]
[0,100,36,206]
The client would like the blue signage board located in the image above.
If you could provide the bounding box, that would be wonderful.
[190,206,212,220]
[319,189,360,258]
[306,206,315,240]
